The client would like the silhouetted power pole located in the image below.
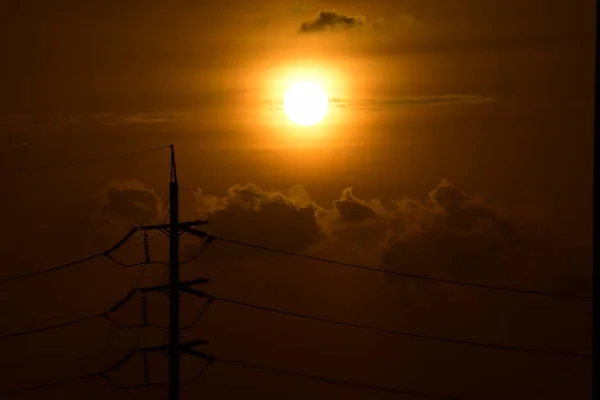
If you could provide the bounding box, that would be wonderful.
[138,145,210,400]
[169,145,181,400]
[594,1,599,398]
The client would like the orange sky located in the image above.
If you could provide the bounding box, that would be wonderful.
[0,1,595,399]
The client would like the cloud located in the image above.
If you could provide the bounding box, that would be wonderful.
[59,111,193,126]
[331,95,496,110]
[189,179,589,296]
[380,181,510,279]
[98,179,163,227]
[299,10,366,33]
[195,184,324,253]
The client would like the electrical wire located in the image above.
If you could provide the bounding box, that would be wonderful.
[181,298,214,330]
[208,236,592,300]
[213,296,590,359]
[0,228,142,284]
[0,349,140,395]
[103,255,169,267]
[1,286,148,339]
[0,313,103,339]
[0,252,107,284]
[0,370,102,396]
[0,349,462,399]
[180,236,215,265]
[211,356,464,400]
[0,144,170,174]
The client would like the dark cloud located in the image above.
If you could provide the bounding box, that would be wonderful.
[330,95,496,111]
[189,180,588,297]
[332,187,377,220]
[324,188,389,253]
[299,10,365,33]
[195,183,324,253]
[98,179,163,227]
[379,180,587,291]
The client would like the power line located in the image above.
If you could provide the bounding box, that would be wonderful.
[181,298,214,330]
[105,254,168,268]
[0,144,170,174]
[180,236,215,265]
[0,349,139,395]
[0,348,158,395]
[211,356,465,400]
[0,251,108,284]
[208,236,592,300]
[0,369,102,396]
[0,313,102,339]
[213,296,590,359]
[1,286,146,339]
[0,226,156,284]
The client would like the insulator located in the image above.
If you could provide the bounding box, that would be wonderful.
[143,231,150,264]
[108,227,140,255]
[141,292,148,326]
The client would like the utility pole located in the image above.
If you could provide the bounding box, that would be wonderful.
[594,1,599,398]
[138,145,210,400]
[169,145,180,400]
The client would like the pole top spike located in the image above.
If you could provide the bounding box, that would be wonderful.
[169,144,178,183]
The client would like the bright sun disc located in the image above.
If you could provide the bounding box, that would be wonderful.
[283,81,329,126]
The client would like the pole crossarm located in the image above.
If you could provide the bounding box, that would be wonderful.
[137,220,208,232]
[138,340,210,356]
[180,287,208,299]
[180,227,208,238]
[139,278,210,297]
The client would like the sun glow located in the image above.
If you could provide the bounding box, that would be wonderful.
[283,81,329,126]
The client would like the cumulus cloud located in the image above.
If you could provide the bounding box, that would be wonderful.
[299,10,366,33]
[189,179,588,296]
[98,179,163,227]
[195,183,324,253]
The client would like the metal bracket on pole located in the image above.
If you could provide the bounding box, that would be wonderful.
[141,278,210,297]
[138,220,208,233]
[139,340,209,358]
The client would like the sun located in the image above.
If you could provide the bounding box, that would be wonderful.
[283,81,329,126]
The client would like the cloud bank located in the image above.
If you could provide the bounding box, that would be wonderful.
[190,180,587,288]
[96,178,590,296]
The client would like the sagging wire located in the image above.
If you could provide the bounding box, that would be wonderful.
[181,297,215,331]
